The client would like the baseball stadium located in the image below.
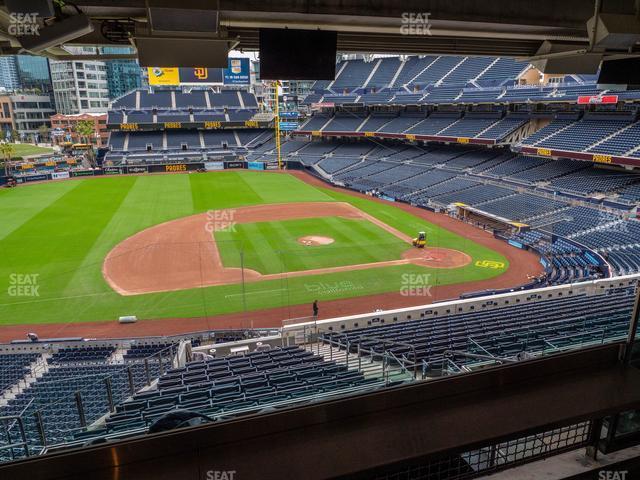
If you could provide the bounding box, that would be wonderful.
[1,2,640,480]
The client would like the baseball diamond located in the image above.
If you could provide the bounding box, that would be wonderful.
[0,170,541,340]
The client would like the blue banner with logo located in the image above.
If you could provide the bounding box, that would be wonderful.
[508,239,524,249]
[279,122,299,131]
[178,67,224,84]
[223,58,250,85]
[248,161,265,171]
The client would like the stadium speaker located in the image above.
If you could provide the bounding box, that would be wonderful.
[259,28,337,80]
[598,58,640,89]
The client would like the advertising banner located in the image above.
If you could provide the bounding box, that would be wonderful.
[51,171,70,180]
[279,122,299,131]
[204,161,225,171]
[147,67,180,86]
[147,58,249,86]
[71,170,96,177]
[163,164,188,173]
[103,167,122,175]
[508,239,524,249]
[179,67,224,84]
[225,161,245,169]
[223,58,250,85]
[577,94,618,105]
[22,174,50,183]
[126,165,149,174]
[248,161,265,171]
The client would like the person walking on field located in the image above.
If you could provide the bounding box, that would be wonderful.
[312,300,319,319]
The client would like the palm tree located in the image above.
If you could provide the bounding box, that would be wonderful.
[74,120,97,167]
[0,142,15,177]
[38,124,50,144]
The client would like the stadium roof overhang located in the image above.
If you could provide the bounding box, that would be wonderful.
[2,0,640,67]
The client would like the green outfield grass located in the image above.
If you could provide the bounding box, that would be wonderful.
[5,143,54,158]
[0,171,509,326]
[215,217,408,274]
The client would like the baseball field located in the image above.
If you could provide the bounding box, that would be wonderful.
[0,170,542,336]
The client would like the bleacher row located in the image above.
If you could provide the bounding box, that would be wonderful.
[99,346,376,436]
[518,114,640,158]
[105,129,271,164]
[0,344,380,460]
[322,286,634,371]
[0,343,176,458]
[107,109,255,125]
[108,129,268,151]
[304,82,638,106]
[105,89,269,165]
[306,54,639,104]
[111,89,258,110]
[298,110,640,162]
[299,111,527,142]
[311,55,526,93]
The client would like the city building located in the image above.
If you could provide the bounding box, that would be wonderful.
[102,46,145,99]
[15,55,54,96]
[0,56,19,91]
[0,55,54,105]
[50,47,110,114]
[259,79,314,111]
[49,113,108,146]
[0,93,54,141]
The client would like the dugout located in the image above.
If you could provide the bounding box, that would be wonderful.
[454,203,529,235]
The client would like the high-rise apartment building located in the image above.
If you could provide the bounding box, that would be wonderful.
[50,47,110,114]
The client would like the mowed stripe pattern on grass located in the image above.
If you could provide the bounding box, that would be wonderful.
[0,171,509,326]
[214,217,409,274]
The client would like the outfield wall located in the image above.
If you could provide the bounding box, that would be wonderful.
[8,160,309,185]
[10,160,251,183]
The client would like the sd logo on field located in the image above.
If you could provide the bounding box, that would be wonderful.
[475,260,505,269]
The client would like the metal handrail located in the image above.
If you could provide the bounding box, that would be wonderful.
[343,333,418,378]
[4,342,180,455]
[318,330,419,379]
[385,350,412,382]
[0,416,30,460]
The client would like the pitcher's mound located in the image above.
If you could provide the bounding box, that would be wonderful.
[298,235,335,246]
